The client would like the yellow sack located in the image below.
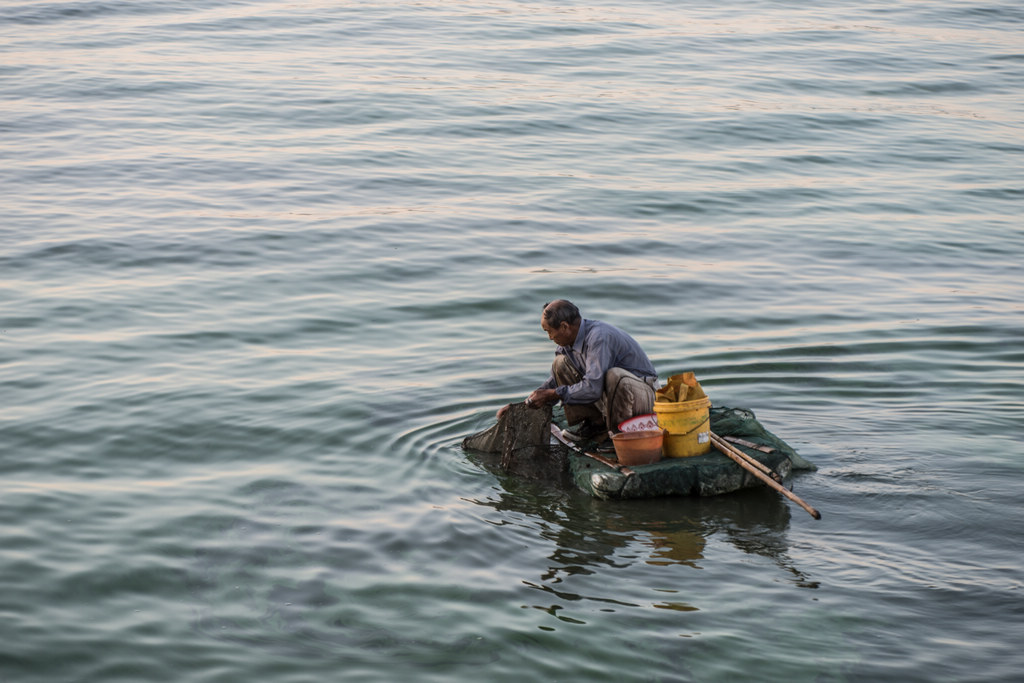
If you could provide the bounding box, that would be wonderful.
[656,372,706,403]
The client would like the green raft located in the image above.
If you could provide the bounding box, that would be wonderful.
[561,406,816,500]
[463,403,816,501]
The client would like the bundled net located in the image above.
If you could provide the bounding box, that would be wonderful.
[461,402,566,479]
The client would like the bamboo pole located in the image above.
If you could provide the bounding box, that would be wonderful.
[722,435,776,454]
[709,432,821,520]
[709,432,782,483]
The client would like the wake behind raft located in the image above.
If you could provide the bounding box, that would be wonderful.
[462,375,820,517]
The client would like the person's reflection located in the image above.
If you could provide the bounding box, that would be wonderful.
[466,445,818,608]
[643,526,706,568]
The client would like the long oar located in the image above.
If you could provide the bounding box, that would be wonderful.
[709,432,821,520]
[710,433,784,483]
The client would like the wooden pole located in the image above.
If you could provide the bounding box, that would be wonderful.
[709,432,821,520]
[709,432,782,483]
[722,435,776,454]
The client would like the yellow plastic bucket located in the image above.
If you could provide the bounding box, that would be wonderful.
[653,396,711,458]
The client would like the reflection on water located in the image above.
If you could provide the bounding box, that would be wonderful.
[466,445,819,620]
[4,0,1022,679]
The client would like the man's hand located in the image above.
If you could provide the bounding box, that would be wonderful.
[527,388,559,408]
[498,389,559,419]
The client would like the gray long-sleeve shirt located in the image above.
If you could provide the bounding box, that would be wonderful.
[538,318,657,405]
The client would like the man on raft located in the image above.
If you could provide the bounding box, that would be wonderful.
[500,299,659,445]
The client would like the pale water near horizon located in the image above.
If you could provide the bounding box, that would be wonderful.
[2,1,1023,681]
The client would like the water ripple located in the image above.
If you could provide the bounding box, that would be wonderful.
[2,0,1023,681]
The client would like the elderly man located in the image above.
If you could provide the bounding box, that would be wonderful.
[519,299,658,442]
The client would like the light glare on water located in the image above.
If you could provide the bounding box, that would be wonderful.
[1,1,1023,681]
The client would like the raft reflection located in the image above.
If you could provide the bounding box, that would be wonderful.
[467,447,819,618]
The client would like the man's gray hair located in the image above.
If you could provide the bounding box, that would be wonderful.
[542,299,581,327]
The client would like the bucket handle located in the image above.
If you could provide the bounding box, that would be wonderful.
[667,416,709,439]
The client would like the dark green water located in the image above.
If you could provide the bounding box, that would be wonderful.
[2,1,1022,681]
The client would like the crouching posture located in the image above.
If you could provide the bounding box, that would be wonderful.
[515,299,658,442]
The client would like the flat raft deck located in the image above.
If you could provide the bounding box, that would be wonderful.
[560,406,816,500]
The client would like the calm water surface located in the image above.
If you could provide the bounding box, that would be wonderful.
[2,1,1022,681]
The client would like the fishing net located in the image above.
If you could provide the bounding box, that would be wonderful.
[461,402,567,479]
